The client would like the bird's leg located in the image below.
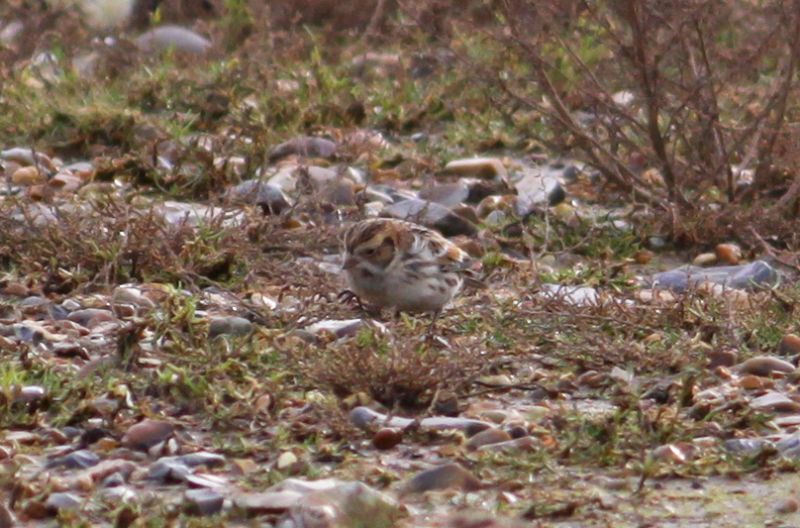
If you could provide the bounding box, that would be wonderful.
[338,289,366,312]
[426,310,440,337]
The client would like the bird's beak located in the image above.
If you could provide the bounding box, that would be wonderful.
[342,256,358,270]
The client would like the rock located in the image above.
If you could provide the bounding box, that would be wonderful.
[476,195,517,220]
[512,165,566,215]
[476,436,537,453]
[692,252,717,266]
[443,158,507,180]
[48,172,84,192]
[11,166,46,185]
[0,501,16,528]
[111,286,156,310]
[750,392,800,413]
[268,136,337,162]
[284,481,401,528]
[372,428,403,450]
[157,201,244,228]
[739,375,771,390]
[184,489,224,516]
[778,334,800,356]
[135,25,212,54]
[403,463,482,494]
[350,407,491,435]
[384,199,477,237]
[738,356,795,377]
[0,20,23,46]
[208,316,253,338]
[776,498,799,514]
[226,180,292,214]
[47,450,100,470]
[276,451,298,470]
[465,428,512,450]
[652,444,689,464]
[304,319,368,339]
[44,492,81,513]
[715,243,742,265]
[538,284,599,306]
[647,260,779,292]
[234,491,303,514]
[67,308,116,328]
[147,458,191,483]
[1,147,56,171]
[418,182,470,208]
[707,349,738,369]
[723,438,773,454]
[122,419,174,450]
[14,385,46,404]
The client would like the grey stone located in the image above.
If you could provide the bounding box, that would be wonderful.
[513,165,566,215]
[46,449,99,470]
[184,488,224,516]
[209,316,253,338]
[384,198,477,237]
[648,260,779,292]
[227,180,292,214]
[135,25,212,54]
[268,137,337,162]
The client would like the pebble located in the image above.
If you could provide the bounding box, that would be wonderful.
[715,243,742,265]
[707,349,738,369]
[268,136,337,162]
[44,492,81,513]
[46,450,100,470]
[276,451,298,470]
[184,489,224,516]
[135,25,212,54]
[738,356,795,377]
[208,316,253,338]
[648,260,779,292]
[692,252,717,266]
[111,286,156,310]
[466,428,512,450]
[11,166,46,185]
[384,198,477,237]
[778,334,800,356]
[750,392,800,413]
[226,180,292,214]
[233,490,303,514]
[443,157,507,180]
[477,436,537,453]
[418,182,470,208]
[122,419,174,450]
[403,463,482,494]
[513,165,566,215]
[775,498,799,514]
[372,428,403,450]
[350,407,491,435]
[67,308,116,328]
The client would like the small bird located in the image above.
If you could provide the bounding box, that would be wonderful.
[340,218,480,328]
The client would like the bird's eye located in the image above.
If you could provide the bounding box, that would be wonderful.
[363,248,375,256]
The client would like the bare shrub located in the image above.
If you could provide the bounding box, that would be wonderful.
[448,0,800,238]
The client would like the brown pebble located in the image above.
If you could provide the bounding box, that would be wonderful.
[403,463,482,494]
[11,166,46,185]
[372,428,403,450]
[122,419,174,450]
[707,348,738,369]
[2,282,29,297]
[778,334,800,356]
[775,498,799,514]
[738,356,795,377]
[715,243,742,265]
[633,250,654,265]
[466,428,511,450]
[739,375,772,390]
